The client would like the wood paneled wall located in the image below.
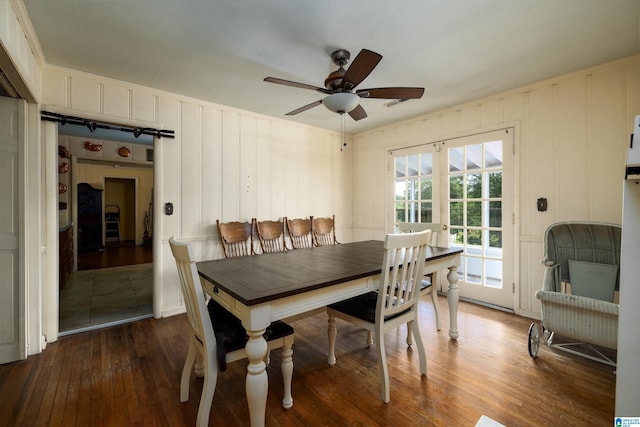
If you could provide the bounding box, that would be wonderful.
[41,66,351,319]
[351,55,640,317]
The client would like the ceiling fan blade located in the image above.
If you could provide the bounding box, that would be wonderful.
[264,77,331,94]
[341,49,382,91]
[348,104,367,121]
[285,100,323,116]
[357,87,425,99]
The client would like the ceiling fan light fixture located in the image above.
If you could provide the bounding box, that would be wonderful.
[322,92,359,114]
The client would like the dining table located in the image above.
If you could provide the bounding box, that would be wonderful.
[197,239,462,427]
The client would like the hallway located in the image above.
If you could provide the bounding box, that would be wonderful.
[60,245,153,335]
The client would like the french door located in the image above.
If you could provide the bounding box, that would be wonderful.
[391,128,515,309]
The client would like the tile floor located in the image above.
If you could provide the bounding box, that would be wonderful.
[59,263,153,334]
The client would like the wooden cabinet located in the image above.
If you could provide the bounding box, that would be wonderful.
[59,224,73,288]
[78,183,104,251]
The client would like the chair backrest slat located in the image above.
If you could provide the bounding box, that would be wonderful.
[217,220,253,257]
[254,218,287,253]
[377,230,431,320]
[312,215,338,247]
[286,217,313,249]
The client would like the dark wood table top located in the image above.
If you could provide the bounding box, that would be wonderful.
[197,240,462,306]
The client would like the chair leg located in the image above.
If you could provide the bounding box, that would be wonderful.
[194,346,205,378]
[280,342,294,409]
[431,286,442,331]
[374,327,391,403]
[180,337,198,402]
[366,331,374,347]
[327,313,337,365]
[196,351,218,427]
[406,321,414,347]
[410,317,428,375]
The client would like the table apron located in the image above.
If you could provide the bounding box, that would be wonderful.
[200,275,378,330]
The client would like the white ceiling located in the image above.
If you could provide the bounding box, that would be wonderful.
[23,0,640,134]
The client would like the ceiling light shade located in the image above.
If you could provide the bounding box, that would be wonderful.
[322,92,359,114]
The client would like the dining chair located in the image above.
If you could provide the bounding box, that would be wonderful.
[312,215,339,246]
[254,218,288,253]
[396,222,446,334]
[216,220,253,257]
[326,230,431,403]
[169,237,294,427]
[285,217,313,249]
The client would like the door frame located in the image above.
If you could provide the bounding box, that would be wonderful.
[388,124,520,311]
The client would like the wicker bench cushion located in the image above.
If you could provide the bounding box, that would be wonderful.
[568,259,618,302]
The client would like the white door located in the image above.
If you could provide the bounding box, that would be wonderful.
[442,129,515,309]
[391,128,515,309]
[0,96,25,363]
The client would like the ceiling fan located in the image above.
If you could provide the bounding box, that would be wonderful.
[264,48,425,121]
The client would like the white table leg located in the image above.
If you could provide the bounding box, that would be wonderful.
[245,328,268,427]
[446,266,459,339]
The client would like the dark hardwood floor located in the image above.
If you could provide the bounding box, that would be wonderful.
[0,297,616,426]
[77,242,152,270]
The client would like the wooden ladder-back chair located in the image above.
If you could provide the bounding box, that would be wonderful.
[396,222,446,335]
[326,230,430,403]
[254,218,288,253]
[285,217,313,249]
[216,220,253,258]
[169,237,294,426]
[312,215,339,246]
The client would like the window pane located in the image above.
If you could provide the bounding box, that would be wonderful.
[396,203,407,222]
[467,201,481,226]
[395,157,406,178]
[489,201,501,227]
[407,155,419,177]
[408,201,419,222]
[485,140,502,168]
[450,175,464,199]
[420,202,433,223]
[420,153,433,175]
[409,178,419,200]
[466,173,482,198]
[420,178,432,199]
[466,256,482,284]
[488,171,502,198]
[488,230,502,249]
[450,228,464,246]
[395,181,406,200]
[467,144,482,170]
[485,259,502,288]
[450,202,463,226]
[466,228,482,246]
[449,147,464,172]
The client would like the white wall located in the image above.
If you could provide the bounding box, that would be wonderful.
[351,55,640,317]
[40,66,351,320]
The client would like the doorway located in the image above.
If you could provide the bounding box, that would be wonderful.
[58,129,154,335]
[390,128,515,310]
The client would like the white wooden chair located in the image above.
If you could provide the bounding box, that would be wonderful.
[169,237,294,426]
[326,230,430,403]
[397,222,445,335]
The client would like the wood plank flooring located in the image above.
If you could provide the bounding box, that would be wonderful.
[77,244,152,271]
[0,297,616,426]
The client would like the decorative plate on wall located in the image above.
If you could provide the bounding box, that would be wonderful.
[84,141,102,152]
[118,146,131,157]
